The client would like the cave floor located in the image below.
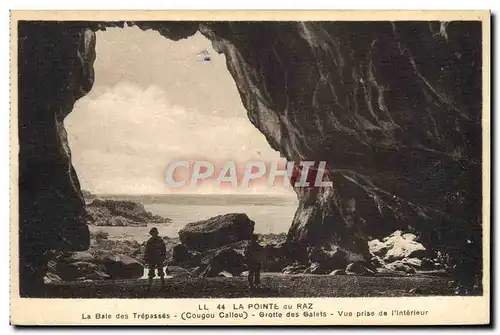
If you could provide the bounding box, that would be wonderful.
[40,273,462,298]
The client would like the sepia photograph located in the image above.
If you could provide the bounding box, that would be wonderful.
[10,10,490,325]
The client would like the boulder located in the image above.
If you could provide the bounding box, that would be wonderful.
[386,260,416,274]
[171,243,200,267]
[72,262,111,280]
[369,231,427,262]
[370,255,386,269]
[55,260,109,281]
[421,257,436,270]
[368,239,390,257]
[330,269,346,275]
[260,242,292,272]
[91,239,142,258]
[93,251,144,279]
[50,252,108,281]
[345,262,375,276]
[179,213,255,251]
[169,240,251,276]
[402,233,418,241]
[385,245,426,263]
[63,251,94,263]
[401,257,422,269]
[166,266,191,278]
[306,244,352,274]
[198,246,246,277]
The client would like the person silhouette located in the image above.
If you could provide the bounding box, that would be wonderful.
[244,234,264,289]
[144,227,167,290]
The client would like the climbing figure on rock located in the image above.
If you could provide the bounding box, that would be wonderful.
[244,234,264,289]
[145,227,167,290]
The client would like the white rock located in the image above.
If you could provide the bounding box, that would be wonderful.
[330,269,346,275]
[402,257,422,268]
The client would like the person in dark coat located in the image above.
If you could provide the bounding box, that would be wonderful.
[145,227,167,289]
[244,234,264,289]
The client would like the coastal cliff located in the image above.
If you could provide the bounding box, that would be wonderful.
[86,199,171,227]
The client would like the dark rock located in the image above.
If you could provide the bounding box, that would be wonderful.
[71,262,111,281]
[260,242,292,272]
[52,249,144,281]
[91,238,142,258]
[306,244,352,274]
[179,213,254,251]
[421,257,436,270]
[166,266,191,278]
[93,251,144,279]
[345,262,375,276]
[62,251,94,263]
[401,257,422,269]
[55,260,109,281]
[386,260,416,274]
[86,199,171,227]
[197,246,246,277]
[171,243,200,267]
[370,255,386,268]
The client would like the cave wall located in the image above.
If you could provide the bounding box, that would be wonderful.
[18,22,96,294]
[17,20,482,293]
[197,21,482,263]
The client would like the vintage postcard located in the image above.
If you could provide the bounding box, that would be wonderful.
[10,10,490,325]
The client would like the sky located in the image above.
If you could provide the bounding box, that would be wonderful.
[65,26,294,196]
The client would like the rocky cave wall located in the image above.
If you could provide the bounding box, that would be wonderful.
[17,20,482,293]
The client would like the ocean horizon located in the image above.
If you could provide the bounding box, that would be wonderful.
[89,193,298,206]
[87,193,299,240]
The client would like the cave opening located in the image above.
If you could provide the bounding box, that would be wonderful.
[64,25,298,241]
[17,20,485,298]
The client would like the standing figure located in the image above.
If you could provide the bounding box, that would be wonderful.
[244,234,264,289]
[144,227,167,290]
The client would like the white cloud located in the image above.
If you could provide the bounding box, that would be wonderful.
[66,82,293,195]
[65,27,294,196]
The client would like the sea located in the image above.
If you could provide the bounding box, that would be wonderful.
[87,194,299,242]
